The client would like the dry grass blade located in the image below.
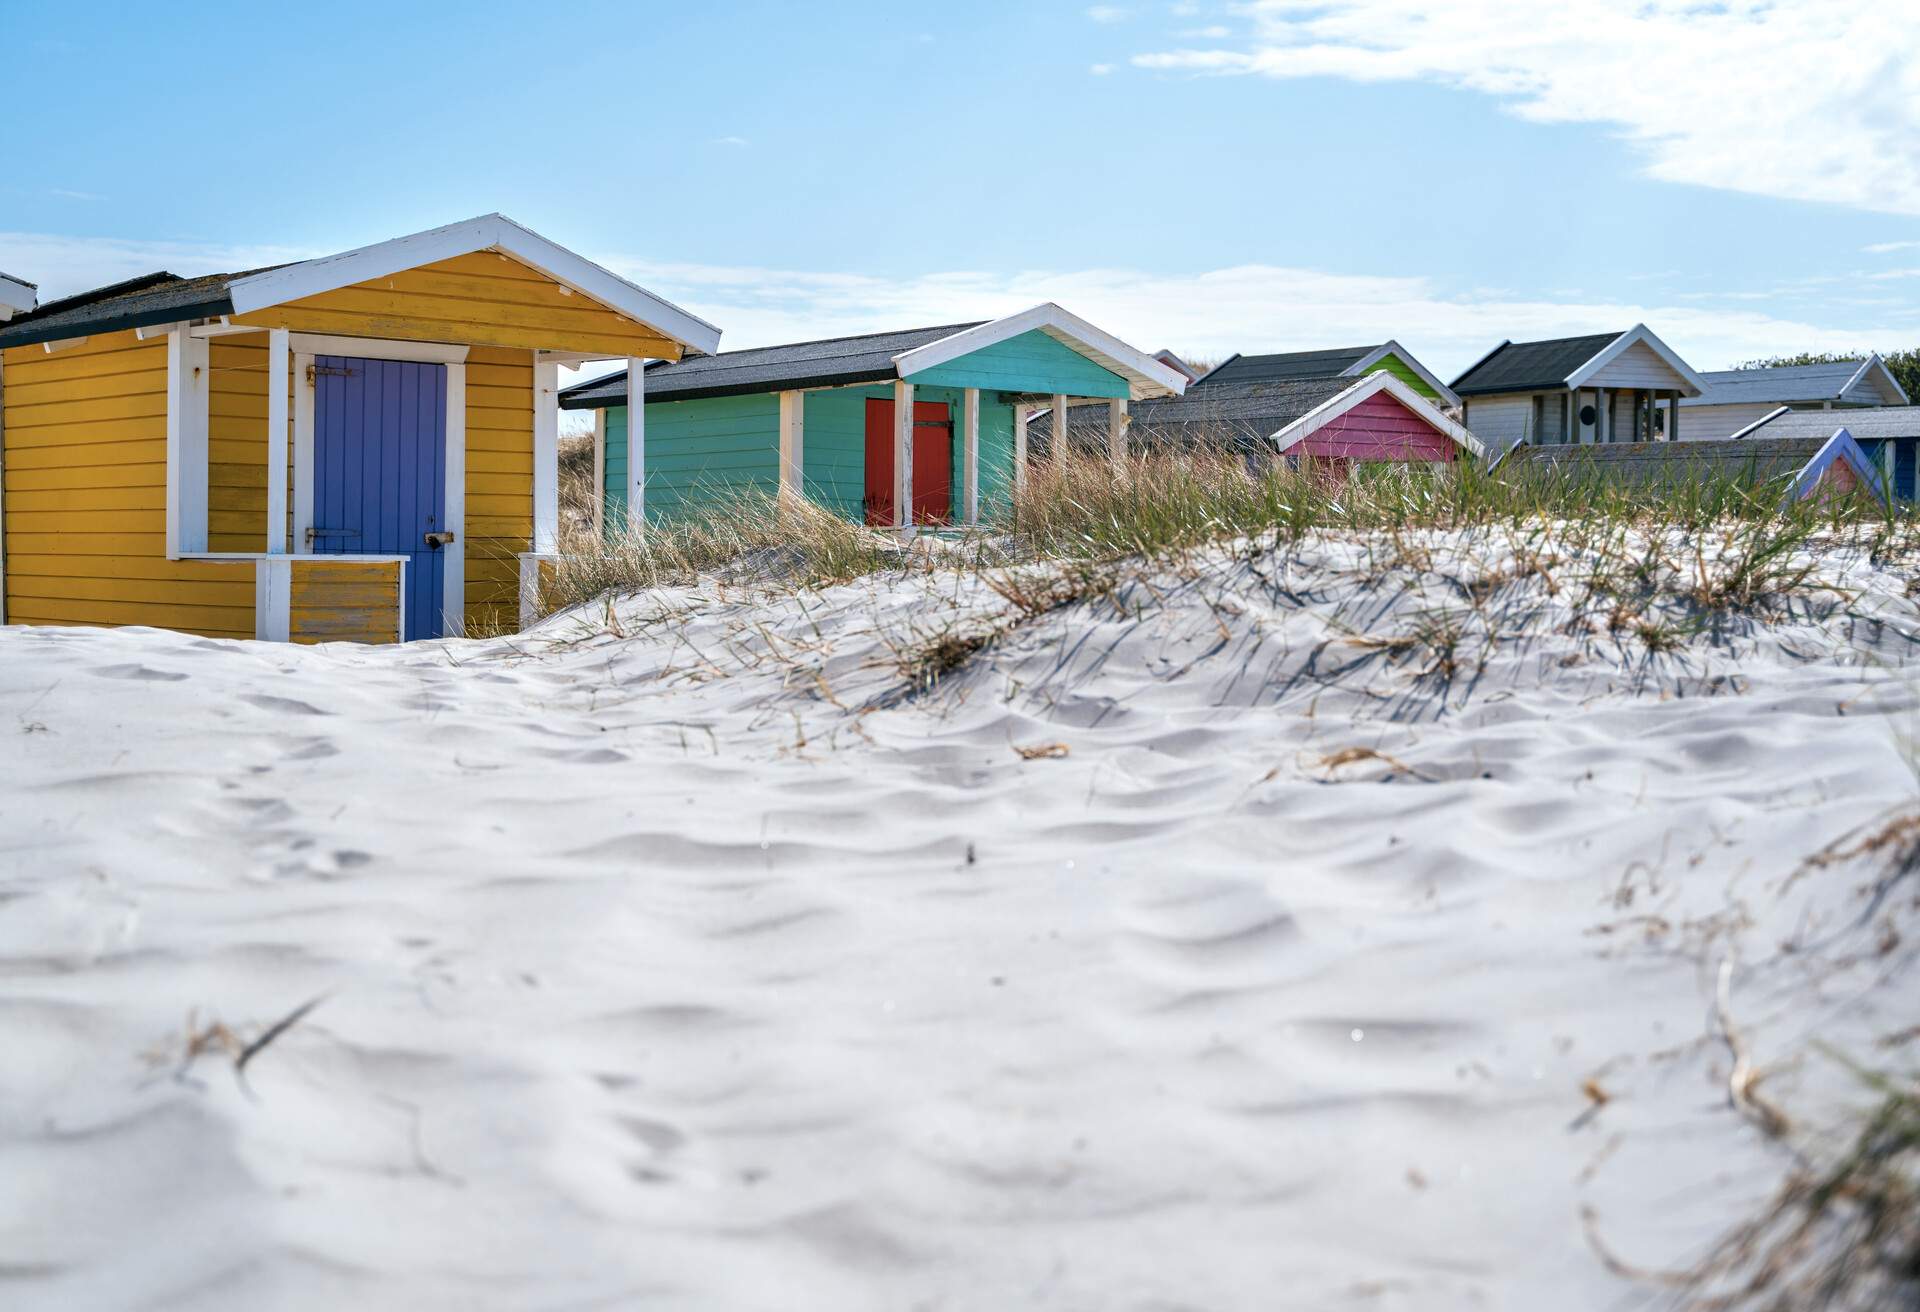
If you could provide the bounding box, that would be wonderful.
[1014,741,1070,760]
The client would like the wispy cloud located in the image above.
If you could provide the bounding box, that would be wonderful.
[47,188,103,202]
[1864,239,1920,254]
[1086,5,1129,22]
[1090,63,1115,75]
[604,254,1917,375]
[7,228,1906,379]
[0,231,323,298]
[711,135,749,148]
[1131,1,1920,216]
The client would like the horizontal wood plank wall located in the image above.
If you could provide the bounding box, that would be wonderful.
[903,329,1129,398]
[228,252,683,359]
[602,393,780,524]
[2,330,255,637]
[1298,392,1457,461]
[800,384,1021,524]
[466,345,532,632]
[1460,394,1534,453]
[289,558,401,643]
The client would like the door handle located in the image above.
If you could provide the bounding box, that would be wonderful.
[423,531,456,549]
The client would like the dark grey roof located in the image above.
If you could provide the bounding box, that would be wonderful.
[1451,332,1624,396]
[1030,376,1357,452]
[0,268,287,348]
[1683,360,1878,407]
[559,322,985,409]
[1500,437,1828,487]
[1194,345,1378,389]
[1733,405,1920,441]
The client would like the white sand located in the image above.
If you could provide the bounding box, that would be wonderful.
[2,530,1916,1310]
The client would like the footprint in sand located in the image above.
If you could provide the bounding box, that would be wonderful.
[91,664,188,682]
[239,693,330,716]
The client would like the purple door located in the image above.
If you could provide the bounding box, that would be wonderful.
[311,355,448,639]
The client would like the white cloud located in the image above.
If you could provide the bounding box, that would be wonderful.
[7,229,1908,385]
[1179,25,1230,38]
[1086,5,1129,22]
[0,231,322,299]
[1132,1,1920,216]
[1090,63,1115,75]
[603,254,1919,376]
[1864,239,1920,254]
[711,135,749,148]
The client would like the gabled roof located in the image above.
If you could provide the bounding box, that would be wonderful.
[1451,332,1623,395]
[1731,404,1920,442]
[1452,325,1706,397]
[559,323,981,408]
[1197,340,1460,407]
[0,215,721,355]
[891,304,1188,400]
[0,270,258,348]
[1789,428,1886,505]
[560,303,1188,409]
[0,271,36,320]
[1684,355,1909,408]
[1269,371,1483,458]
[1029,376,1357,452]
[1153,349,1200,385]
[1196,345,1377,388]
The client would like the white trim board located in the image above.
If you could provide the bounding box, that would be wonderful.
[1565,324,1708,397]
[1268,371,1486,459]
[891,302,1189,400]
[287,336,466,635]
[1344,340,1462,409]
[225,213,723,356]
[0,272,35,320]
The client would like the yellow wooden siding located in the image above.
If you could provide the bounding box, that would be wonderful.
[228,251,685,359]
[464,345,531,633]
[289,559,401,644]
[2,330,255,638]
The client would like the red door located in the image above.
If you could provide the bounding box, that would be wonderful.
[863,398,953,526]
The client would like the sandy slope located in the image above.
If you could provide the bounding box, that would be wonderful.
[1,531,1916,1310]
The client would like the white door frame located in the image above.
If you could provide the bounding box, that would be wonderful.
[290,335,469,634]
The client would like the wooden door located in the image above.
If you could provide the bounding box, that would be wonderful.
[863,398,953,526]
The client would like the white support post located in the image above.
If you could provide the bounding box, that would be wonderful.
[292,351,315,553]
[253,557,291,641]
[532,358,560,554]
[1052,393,1068,462]
[165,327,211,558]
[962,386,980,526]
[1596,387,1610,445]
[893,378,914,538]
[778,390,805,500]
[1013,407,1029,498]
[592,408,606,538]
[266,328,289,553]
[625,358,646,533]
[1108,397,1128,467]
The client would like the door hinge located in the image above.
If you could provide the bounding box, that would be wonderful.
[306,364,358,383]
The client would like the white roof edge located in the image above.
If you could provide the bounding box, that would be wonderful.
[1345,340,1461,408]
[1564,323,1708,397]
[0,271,36,319]
[1268,370,1485,459]
[1728,405,1793,440]
[223,213,722,355]
[890,303,1189,399]
[1791,427,1886,504]
[1843,352,1910,406]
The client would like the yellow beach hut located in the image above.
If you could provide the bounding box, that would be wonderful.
[0,215,720,642]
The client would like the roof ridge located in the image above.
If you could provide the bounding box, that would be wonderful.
[14,270,186,322]
[675,321,988,361]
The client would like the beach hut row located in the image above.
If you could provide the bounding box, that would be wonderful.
[1,216,1910,647]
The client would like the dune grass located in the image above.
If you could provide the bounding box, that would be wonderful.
[527,445,1909,627]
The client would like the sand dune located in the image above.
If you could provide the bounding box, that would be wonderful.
[1,530,1915,1309]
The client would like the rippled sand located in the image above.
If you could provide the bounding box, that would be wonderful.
[2,532,1915,1310]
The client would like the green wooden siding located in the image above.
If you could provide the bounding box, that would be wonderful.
[600,393,781,525]
[904,328,1128,398]
[1362,352,1438,400]
[802,385,1017,522]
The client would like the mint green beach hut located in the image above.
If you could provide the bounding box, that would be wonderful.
[557,304,1188,532]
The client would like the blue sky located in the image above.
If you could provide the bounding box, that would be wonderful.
[6,0,1919,382]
